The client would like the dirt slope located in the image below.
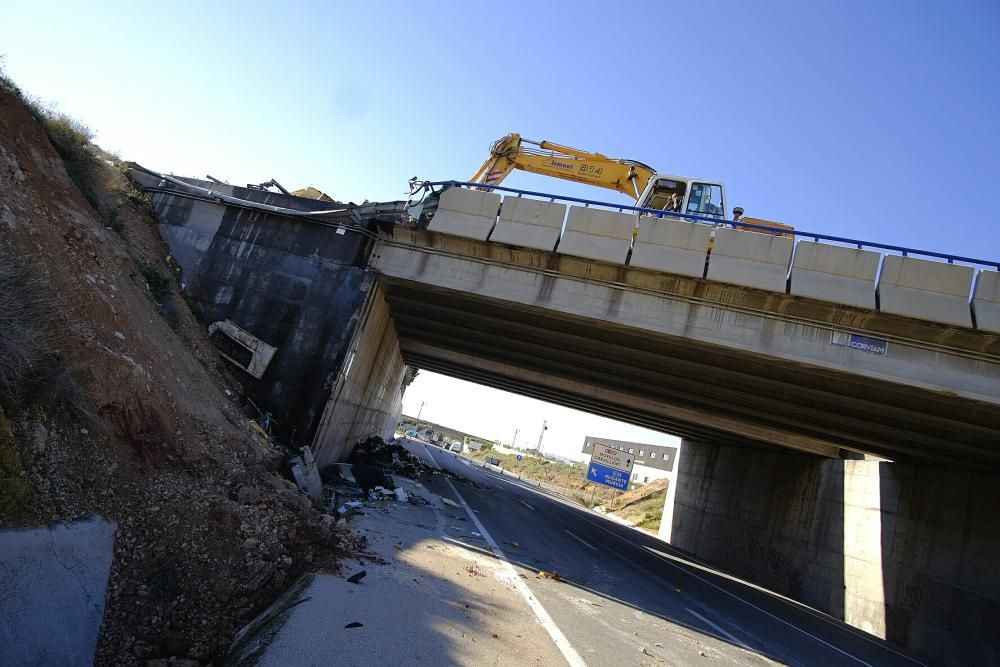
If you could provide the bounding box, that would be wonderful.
[0,86,354,664]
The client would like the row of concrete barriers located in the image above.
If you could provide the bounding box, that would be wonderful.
[426,186,1000,331]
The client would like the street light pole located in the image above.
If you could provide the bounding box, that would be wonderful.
[537,419,548,452]
[512,428,519,448]
[417,401,426,422]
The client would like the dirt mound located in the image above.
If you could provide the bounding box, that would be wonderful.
[0,83,356,664]
[614,478,668,508]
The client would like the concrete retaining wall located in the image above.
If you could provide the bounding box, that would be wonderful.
[312,282,407,467]
[669,440,1000,666]
[144,183,373,447]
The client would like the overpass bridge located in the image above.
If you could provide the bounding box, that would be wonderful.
[363,182,1000,469]
[136,170,1000,664]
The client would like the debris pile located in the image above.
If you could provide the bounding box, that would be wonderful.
[348,436,438,479]
[318,438,438,520]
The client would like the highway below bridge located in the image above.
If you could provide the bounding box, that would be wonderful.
[402,438,923,667]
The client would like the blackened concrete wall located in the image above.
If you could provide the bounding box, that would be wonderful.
[142,179,374,446]
[669,440,1000,666]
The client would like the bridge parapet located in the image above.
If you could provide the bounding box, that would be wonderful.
[420,181,999,333]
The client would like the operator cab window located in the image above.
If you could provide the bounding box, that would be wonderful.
[643,179,686,212]
[687,182,725,218]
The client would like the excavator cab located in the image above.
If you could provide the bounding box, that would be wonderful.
[640,178,687,211]
[637,176,726,219]
[685,182,725,218]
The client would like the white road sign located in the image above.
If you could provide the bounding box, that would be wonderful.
[590,442,634,473]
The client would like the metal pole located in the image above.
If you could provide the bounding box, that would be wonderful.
[417,401,426,421]
[589,487,596,509]
[512,428,519,448]
[537,419,548,452]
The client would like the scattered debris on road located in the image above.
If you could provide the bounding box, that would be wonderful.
[347,570,367,584]
[536,570,563,582]
[344,622,363,629]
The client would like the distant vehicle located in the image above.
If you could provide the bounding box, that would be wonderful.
[451,440,463,453]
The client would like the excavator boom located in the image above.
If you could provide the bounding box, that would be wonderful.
[471,133,656,200]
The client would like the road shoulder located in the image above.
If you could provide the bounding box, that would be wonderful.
[241,475,568,666]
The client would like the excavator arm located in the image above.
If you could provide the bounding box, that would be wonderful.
[471,133,656,200]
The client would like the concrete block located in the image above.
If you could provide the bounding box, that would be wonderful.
[877,255,974,327]
[629,216,712,277]
[557,206,635,265]
[706,227,794,293]
[0,517,117,667]
[489,196,567,251]
[972,270,1000,333]
[789,241,880,309]
[426,187,500,241]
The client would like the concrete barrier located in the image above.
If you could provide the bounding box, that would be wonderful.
[972,270,1000,333]
[706,227,794,293]
[557,206,635,264]
[488,196,567,252]
[629,216,712,277]
[789,241,881,308]
[0,517,117,667]
[877,255,974,327]
[426,187,500,241]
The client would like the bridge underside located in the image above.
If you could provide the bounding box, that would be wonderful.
[372,231,1000,469]
[381,280,996,466]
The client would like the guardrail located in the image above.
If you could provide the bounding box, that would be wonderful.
[426,180,1000,270]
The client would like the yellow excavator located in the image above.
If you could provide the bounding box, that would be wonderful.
[470,133,792,235]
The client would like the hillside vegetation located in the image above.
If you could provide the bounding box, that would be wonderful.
[0,68,356,664]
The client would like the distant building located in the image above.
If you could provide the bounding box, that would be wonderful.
[399,415,493,449]
[582,436,678,485]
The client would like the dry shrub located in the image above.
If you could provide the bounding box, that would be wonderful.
[0,248,59,405]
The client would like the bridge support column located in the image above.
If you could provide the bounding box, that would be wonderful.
[312,282,408,467]
[666,439,1000,665]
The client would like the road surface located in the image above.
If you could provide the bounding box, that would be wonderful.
[405,439,923,667]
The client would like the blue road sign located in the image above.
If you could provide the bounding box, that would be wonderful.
[587,461,631,491]
[516,454,523,461]
[830,331,888,356]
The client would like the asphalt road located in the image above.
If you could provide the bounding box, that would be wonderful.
[404,439,924,667]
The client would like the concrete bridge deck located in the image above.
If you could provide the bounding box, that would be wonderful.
[370,226,1000,469]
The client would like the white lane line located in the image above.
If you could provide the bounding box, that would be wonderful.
[520,500,536,511]
[443,477,587,667]
[562,529,598,552]
[419,445,442,470]
[561,510,879,667]
[685,607,749,648]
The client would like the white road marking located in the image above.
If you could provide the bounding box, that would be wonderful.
[441,443,919,666]
[419,444,442,470]
[562,529,598,552]
[520,500,536,511]
[685,607,749,648]
[560,511,879,667]
[443,477,587,667]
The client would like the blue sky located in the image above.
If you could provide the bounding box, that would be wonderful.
[3,1,998,458]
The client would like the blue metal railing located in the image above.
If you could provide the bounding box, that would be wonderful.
[427,181,1000,270]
